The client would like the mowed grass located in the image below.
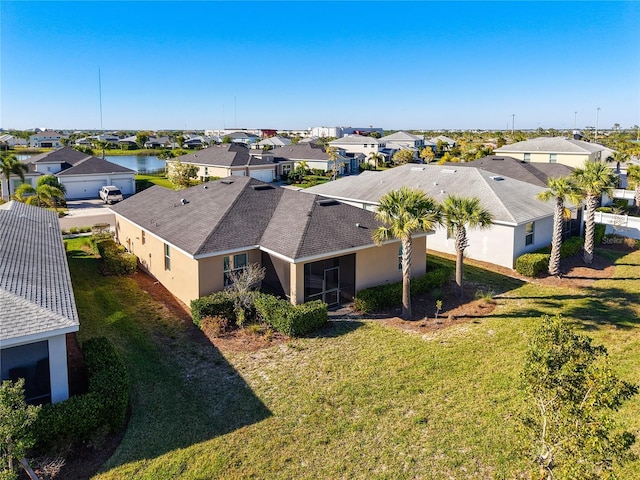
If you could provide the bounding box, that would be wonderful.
[134,174,173,191]
[65,238,640,479]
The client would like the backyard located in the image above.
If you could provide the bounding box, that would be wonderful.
[57,238,640,479]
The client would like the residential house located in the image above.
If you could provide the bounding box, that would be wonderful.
[310,126,384,139]
[0,134,28,148]
[270,143,355,177]
[110,176,421,307]
[144,136,173,149]
[29,130,65,148]
[225,131,261,146]
[380,131,426,151]
[256,136,292,149]
[183,136,211,149]
[328,135,384,158]
[428,135,457,153]
[305,163,573,269]
[0,201,79,404]
[166,143,276,183]
[118,136,139,149]
[494,136,611,168]
[6,147,136,199]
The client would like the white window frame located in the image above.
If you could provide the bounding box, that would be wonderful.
[164,243,171,271]
[525,222,534,246]
[223,252,248,287]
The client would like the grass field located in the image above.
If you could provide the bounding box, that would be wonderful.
[134,174,174,191]
[65,238,640,479]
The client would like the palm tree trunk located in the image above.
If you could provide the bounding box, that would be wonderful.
[549,198,564,276]
[454,225,468,298]
[583,194,597,264]
[635,185,640,212]
[401,237,413,319]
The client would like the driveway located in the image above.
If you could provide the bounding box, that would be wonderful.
[59,199,116,230]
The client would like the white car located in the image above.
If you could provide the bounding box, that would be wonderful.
[99,186,123,204]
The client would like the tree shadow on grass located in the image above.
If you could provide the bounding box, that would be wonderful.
[304,320,363,339]
[66,252,272,472]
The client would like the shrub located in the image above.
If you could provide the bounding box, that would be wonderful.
[595,223,606,246]
[254,293,327,336]
[33,337,129,451]
[190,291,235,327]
[200,316,231,337]
[515,253,550,277]
[560,236,584,258]
[96,237,137,275]
[353,265,453,314]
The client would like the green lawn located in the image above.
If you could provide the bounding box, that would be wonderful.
[134,174,174,191]
[65,238,640,479]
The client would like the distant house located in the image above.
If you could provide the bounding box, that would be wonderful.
[256,136,292,149]
[428,135,457,152]
[118,136,139,149]
[380,131,426,151]
[110,176,419,307]
[225,131,261,146]
[0,134,27,148]
[144,136,172,149]
[305,163,578,269]
[183,136,211,149]
[328,135,384,157]
[0,201,79,404]
[494,137,612,168]
[270,143,355,177]
[7,147,136,199]
[29,130,65,148]
[166,143,276,183]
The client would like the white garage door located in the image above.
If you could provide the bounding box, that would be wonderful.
[63,179,108,199]
[111,178,135,196]
[250,169,274,182]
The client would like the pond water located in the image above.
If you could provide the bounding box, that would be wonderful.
[104,155,165,173]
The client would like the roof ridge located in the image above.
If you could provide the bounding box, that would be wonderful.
[292,194,317,259]
[474,170,518,224]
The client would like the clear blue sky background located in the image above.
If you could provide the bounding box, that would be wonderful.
[2,1,639,131]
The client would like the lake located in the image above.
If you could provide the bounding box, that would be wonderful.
[104,155,165,173]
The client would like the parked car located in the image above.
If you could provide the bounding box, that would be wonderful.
[99,186,123,204]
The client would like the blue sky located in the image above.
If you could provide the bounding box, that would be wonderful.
[2,1,639,131]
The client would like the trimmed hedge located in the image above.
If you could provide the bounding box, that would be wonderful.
[190,291,236,327]
[353,264,453,314]
[33,337,129,451]
[515,253,551,277]
[253,293,327,336]
[560,236,584,258]
[595,223,606,246]
[96,237,137,275]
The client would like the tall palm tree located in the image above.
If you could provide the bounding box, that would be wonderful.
[626,164,640,211]
[14,183,64,211]
[440,195,493,298]
[373,187,440,319]
[572,161,616,264]
[1,154,29,200]
[368,151,384,169]
[537,177,583,276]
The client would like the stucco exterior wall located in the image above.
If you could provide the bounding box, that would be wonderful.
[197,249,262,299]
[115,215,200,306]
[512,216,554,260]
[497,151,595,168]
[48,334,70,404]
[355,238,426,291]
[427,224,517,269]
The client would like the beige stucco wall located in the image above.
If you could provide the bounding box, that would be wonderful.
[497,151,596,168]
[289,239,426,304]
[197,249,262,299]
[115,215,200,306]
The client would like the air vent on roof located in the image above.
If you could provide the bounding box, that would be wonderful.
[489,176,504,181]
[317,199,340,206]
[410,167,425,171]
[441,168,457,174]
[251,184,275,191]
[220,180,234,184]
[492,157,504,161]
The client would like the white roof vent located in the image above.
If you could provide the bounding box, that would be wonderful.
[441,168,457,174]
[489,176,504,181]
[410,167,425,171]
[180,198,188,205]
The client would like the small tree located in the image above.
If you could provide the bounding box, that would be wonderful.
[136,131,150,149]
[0,380,40,480]
[521,315,638,479]
[626,163,640,210]
[167,160,199,189]
[392,149,415,165]
[226,263,266,327]
[419,147,435,163]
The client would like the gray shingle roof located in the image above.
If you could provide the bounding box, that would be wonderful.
[329,135,380,145]
[0,202,79,343]
[170,143,272,167]
[495,136,606,154]
[56,156,135,175]
[270,143,331,161]
[447,156,574,188]
[111,177,383,261]
[380,131,422,142]
[27,146,92,165]
[304,163,557,225]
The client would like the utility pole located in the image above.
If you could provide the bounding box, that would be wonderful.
[595,107,600,142]
[574,111,577,130]
[511,114,515,136]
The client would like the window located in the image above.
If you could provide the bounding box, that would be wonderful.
[141,230,146,245]
[525,222,534,246]
[223,252,248,286]
[549,153,557,163]
[523,153,531,162]
[164,243,171,271]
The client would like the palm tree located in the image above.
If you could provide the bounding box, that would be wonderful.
[440,195,493,298]
[1,154,29,200]
[626,164,640,211]
[572,161,616,264]
[367,151,384,169]
[373,187,440,319]
[14,182,65,211]
[536,177,583,276]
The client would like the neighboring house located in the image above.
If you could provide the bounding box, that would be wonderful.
[118,136,139,149]
[144,136,172,149]
[166,143,276,183]
[0,201,79,404]
[225,131,261,146]
[380,131,426,151]
[310,126,384,138]
[328,135,384,157]
[29,130,64,148]
[494,136,611,167]
[305,163,575,269]
[256,136,292,149]
[428,135,457,150]
[6,147,136,199]
[270,143,355,176]
[183,136,211,149]
[110,176,422,307]
[0,134,28,148]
